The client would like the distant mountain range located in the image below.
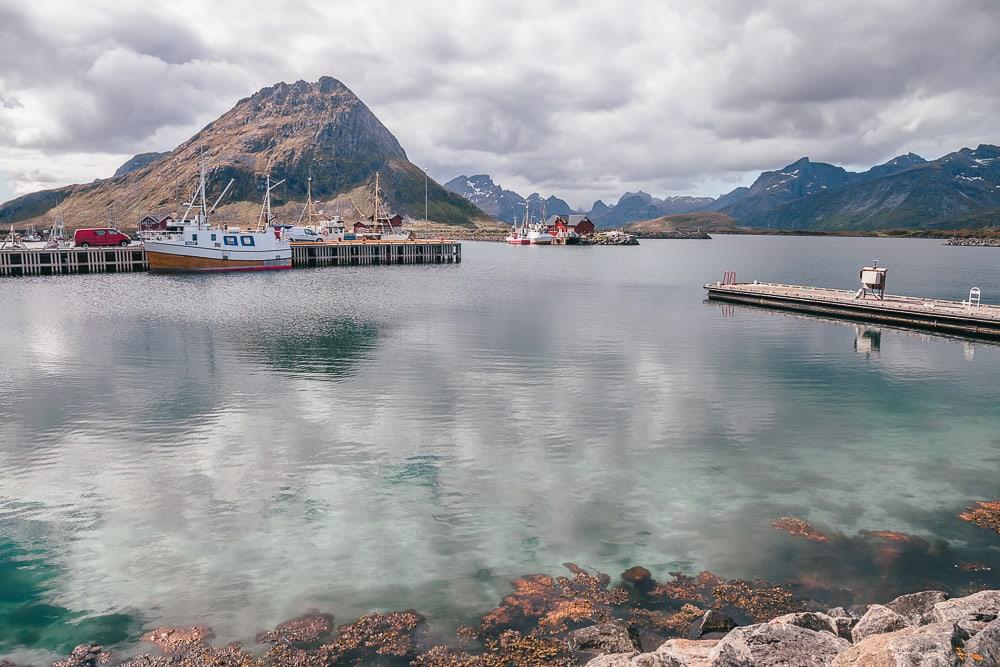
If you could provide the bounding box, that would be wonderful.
[0,77,484,229]
[443,174,714,227]
[447,145,1000,231]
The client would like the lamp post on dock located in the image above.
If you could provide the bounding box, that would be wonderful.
[424,168,429,222]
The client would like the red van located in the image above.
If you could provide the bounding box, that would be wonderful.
[74,228,131,248]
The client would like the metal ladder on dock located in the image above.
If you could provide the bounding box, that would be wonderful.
[964,287,982,310]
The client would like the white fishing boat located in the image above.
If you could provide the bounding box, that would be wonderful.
[143,162,292,272]
[527,223,554,245]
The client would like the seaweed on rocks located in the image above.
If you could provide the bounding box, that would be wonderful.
[960,500,1000,534]
[772,517,830,543]
[318,610,425,664]
[255,613,334,647]
[139,627,213,654]
[478,565,628,637]
[712,579,801,622]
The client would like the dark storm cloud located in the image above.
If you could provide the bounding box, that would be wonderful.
[1,0,999,206]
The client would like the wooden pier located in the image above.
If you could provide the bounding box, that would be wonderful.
[0,240,461,277]
[705,282,1000,339]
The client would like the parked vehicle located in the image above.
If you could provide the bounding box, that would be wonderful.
[279,225,325,242]
[74,228,131,248]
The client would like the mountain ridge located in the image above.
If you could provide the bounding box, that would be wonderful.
[0,77,486,228]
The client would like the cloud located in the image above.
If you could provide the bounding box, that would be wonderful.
[1,0,999,207]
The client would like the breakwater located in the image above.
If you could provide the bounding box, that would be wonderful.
[0,240,461,277]
[945,237,1000,247]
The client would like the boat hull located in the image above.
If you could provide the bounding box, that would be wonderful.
[145,242,292,273]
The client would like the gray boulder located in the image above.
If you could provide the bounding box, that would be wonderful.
[769,611,839,636]
[964,617,1000,667]
[688,610,738,639]
[932,590,1000,632]
[851,604,910,643]
[656,638,718,667]
[885,590,949,625]
[708,622,849,666]
[585,653,640,667]
[571,620,641,656]
[832,621,967,666]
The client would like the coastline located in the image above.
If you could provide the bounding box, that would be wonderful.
[15,504,999,666]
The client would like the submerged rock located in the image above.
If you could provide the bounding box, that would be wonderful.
[772,517,830,543]
[709,622,849,666]
[851,605,910,642]
[959,500,1000,534]
[140,626,212,653]
[885,590,949,625]
[255,612,334,646]
[51,645,111,667]
[832,622,968,666]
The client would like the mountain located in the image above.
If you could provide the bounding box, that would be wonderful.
[113,152,168,177]
[526,193,573,220]
[443,174,528,223]
[735,145,1000,230]
[855,152,926,183]
[0,77,485,229]
[715,157,855,220]
[442,174,574,224]
[586,191,715,227]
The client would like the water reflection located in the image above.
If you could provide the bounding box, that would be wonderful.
[0,238,998,659]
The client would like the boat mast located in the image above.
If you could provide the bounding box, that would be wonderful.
[256,174,286,232]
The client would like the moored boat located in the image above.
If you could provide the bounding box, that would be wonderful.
[144,163,292,273]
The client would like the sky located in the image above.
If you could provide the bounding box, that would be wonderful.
[1,0,999,209]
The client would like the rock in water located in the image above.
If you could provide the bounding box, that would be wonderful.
[851,604,910,642]
[570,620,641,657]
[709,623,849,666]
[831,622,968,666]
[687,609,737,639]
[51,645,110,667]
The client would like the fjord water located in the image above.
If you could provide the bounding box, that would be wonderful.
[1,236,999,659]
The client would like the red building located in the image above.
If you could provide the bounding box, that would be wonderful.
[545,214,596,236]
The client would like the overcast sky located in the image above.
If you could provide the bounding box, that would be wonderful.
[1,0,998,208]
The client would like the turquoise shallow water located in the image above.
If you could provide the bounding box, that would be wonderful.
[1,236,998,660]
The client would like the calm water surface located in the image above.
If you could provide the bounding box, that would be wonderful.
[1,236,999,659]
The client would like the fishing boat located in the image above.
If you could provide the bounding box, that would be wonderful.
[351,173,412,241]
[527,223,554,245]
[144,162,292,272]
[297,175,346,241]
[505,223,530,244]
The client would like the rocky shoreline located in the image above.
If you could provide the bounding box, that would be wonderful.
[11,504,1000,666]
[945,237,1000,247]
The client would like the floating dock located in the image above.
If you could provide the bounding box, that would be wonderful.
[0,240,461,277]
[705,281,1000,339]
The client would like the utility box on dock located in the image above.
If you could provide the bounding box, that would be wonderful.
[858,265,888,300]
